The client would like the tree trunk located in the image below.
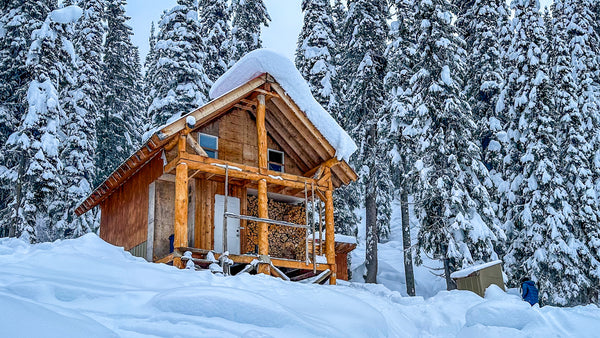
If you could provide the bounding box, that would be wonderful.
[365,185,378,283]
[444,256,457,290]
[401,189,415,296]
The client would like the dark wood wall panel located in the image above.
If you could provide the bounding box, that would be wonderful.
[100,154,164,250]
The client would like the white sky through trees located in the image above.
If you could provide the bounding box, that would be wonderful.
[125,0,553,67]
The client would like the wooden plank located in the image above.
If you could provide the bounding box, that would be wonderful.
[159,75,267,138]
[156,254,174,264]
[173,162,189,269]
[146,182,156,262]
[270,85,334,159]
[194,179,202,248]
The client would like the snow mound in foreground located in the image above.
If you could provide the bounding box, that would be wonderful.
[209,49,357,162]
[1,234,599,337]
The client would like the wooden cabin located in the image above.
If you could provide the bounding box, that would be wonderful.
[76,53,358,284]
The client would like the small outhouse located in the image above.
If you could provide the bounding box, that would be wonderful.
[450,260,505,297]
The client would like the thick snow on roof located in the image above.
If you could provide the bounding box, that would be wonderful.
[451,260,503,279]
[210,49,357,162]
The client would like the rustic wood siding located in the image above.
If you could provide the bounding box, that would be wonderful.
[197,109,303,175]
[99,154,164,250]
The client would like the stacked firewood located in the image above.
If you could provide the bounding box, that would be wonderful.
[245,196,306,260]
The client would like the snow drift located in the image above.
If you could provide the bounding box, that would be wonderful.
[1,234,599,337]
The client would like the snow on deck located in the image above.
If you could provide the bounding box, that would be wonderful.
[450,260,503,279]
[307,232,358,245]
[210,49,358,162]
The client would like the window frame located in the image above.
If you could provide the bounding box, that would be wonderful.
[267,148,285,173]
[199,133,219,159]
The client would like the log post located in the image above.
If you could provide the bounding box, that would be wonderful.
[173,135,189,269]
[256,94,270,275]
[324,167,337,284]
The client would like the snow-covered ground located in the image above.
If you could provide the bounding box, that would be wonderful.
[351,198,447,298]
[1,231,600,337]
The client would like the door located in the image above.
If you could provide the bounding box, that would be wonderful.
[213,194,241,254]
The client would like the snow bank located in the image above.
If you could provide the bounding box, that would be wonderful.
[49,5,83,24]
[450,260,503,279]
[210,49,357,162]
[1,235,599,337]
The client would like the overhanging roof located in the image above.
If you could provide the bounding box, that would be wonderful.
[76,73,357,216]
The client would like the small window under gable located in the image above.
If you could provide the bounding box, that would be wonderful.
[199,133,218,159]
[268,149,284,172]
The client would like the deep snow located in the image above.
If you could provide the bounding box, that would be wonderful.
[1,230,599,336]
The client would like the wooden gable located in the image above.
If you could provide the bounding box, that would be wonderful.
[76,73,357,216]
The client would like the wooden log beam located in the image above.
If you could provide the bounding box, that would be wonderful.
[324,167,337,285]
[256,94,271,275]
[253,88,280,98]
[186,134,208,157]
[180,153,327,190]
[303,158,340,178]
[173,162,189,269]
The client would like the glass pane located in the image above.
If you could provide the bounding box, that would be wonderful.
[268,150,283,164]
[205,150,217,159]
[269,163,283,172]
[200,134,218,150]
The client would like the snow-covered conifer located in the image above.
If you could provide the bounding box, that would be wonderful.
[97,0,144,185]
[6,5,82,242]
[406,0,500,287]
[198,0,230,84]
[501,0,588,306]
[145,0,210,129]
[59,0,106,237]
[229,0,270,64]
[295,0,338,111]
[338,0,391,282]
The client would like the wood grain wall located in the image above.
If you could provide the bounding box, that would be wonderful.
[100,154,164,250]
[197,108,303,175]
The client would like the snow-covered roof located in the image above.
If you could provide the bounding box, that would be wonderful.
[209,49,357,162]
[450,260,503,279]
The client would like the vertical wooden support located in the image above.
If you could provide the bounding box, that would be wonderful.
[256,94,270,275]
[173,135,189,268]
[146,182,156,262]
[324,167,337,285]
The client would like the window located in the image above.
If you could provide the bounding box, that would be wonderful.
[268,149,284,172]
[199,133,218,158]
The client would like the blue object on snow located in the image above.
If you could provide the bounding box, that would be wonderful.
[521,280,539,306]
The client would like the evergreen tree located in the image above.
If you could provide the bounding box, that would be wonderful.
[295,0,338,111]
[229,0,270,64]
[560,0,600,303]
[59,0,105,237]
[339,0,391,282]
[501,0,588,306]
[198,0,230,84]
[5,5,81,242]
[0,1,56,236]
[146,0,210,128]
[386,0,418,295]
[97,0,144,185]
[460,0,510,176]
[407,0,500,288]
[295,0,358,235]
